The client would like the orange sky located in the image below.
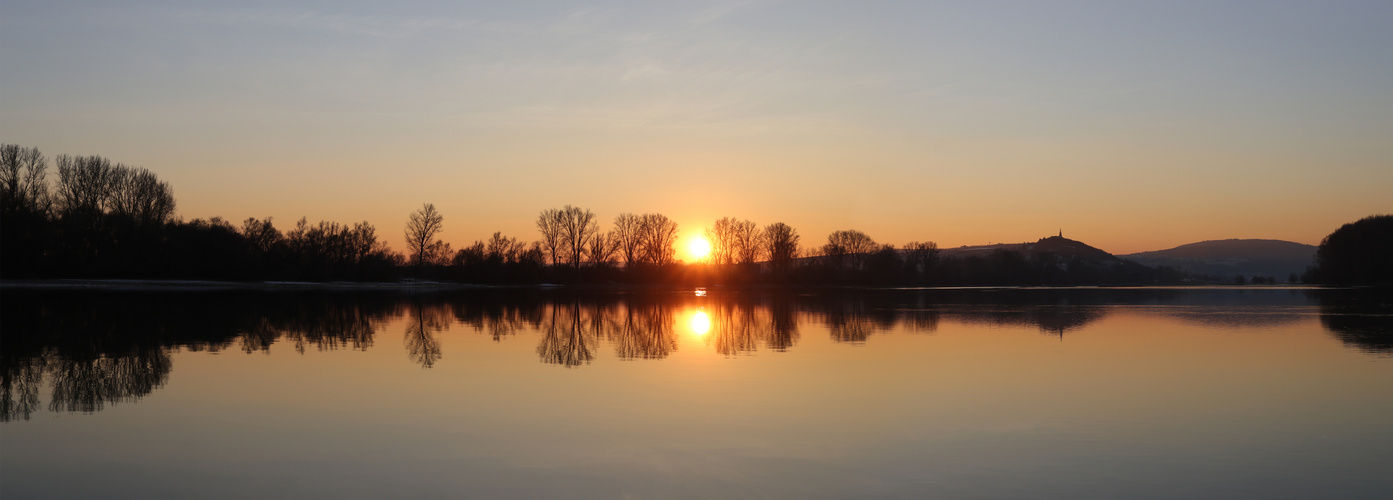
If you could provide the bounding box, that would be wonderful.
[3,2,1390,255]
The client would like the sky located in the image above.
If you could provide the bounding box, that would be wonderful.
[2,0,1390,255]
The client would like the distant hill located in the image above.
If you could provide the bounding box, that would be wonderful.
[1120,239,1317,280]
[941,235,1123,264]
[938,235,1159,281]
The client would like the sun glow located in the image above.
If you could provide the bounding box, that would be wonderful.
[686,235,712,262]
[689,310,711,336]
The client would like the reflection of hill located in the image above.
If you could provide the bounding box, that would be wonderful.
[1150,308,1309,329]
[943,306,1107,336]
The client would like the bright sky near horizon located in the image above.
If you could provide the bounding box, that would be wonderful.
[2,0,1390,255]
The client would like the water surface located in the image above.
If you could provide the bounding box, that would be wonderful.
[3,287,1391,499]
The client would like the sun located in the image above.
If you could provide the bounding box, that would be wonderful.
[686,235,712,262]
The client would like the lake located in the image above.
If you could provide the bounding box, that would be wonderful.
[2,287,1391,499]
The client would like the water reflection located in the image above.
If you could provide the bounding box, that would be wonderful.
[1,291,402,421]
[1316,289,1393,354]
[537,302,601,368]
[404,301,448,368]
[611,300,678,360]
[4,287,1389,419]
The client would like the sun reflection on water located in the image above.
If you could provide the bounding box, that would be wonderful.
[689,310,711,336]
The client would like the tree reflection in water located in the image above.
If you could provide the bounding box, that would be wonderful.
[710,301,761,355]
[609,299,677,360]
[404,301,448,368]
[0,291,401,421]
[536,302,600,368]
[1,356,46,422]
[1317,289,1393,355]
[4,287,1388,420]
[819,296,897,344]
[46,349,171,413]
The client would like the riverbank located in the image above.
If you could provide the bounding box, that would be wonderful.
[0,279,502,291]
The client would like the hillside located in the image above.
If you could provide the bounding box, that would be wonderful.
[936,235,1162,284]
[1120,239,1316,280]
[941,235,1123,264]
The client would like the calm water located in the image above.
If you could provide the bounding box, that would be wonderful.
[2,287,1391,499]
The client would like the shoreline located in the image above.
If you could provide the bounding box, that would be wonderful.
[0,279,498,291]
[0,279,1339,293]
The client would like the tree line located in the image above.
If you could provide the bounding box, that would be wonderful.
[1,144,397,280]
[5,143,1380,285]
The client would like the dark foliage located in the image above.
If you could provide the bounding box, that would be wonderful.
[1308,214,1393,285]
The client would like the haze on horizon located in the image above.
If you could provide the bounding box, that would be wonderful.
[2,0,1390,256]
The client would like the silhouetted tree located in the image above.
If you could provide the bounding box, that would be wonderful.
[705,217,739,265]
[0,145,52,277]
[241,217,283,253]
[587,230,617,268]
[54,154,116,219]
[558,205,599,268]
[903,241,940,283]
[764,222,800,276]
[866,244,902,283]
[536,207,564,266]
[823,229,877,272]
[0,144,50,217]
[732,219,763,265]
[405,203,446,269]
[107,165,174,225]
[612,213,644,266]
[1311,214,1393,285]
[640,213,679,265]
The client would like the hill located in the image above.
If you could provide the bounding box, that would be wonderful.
[941,235,1123,264]
[936,235,1163,284]
[1120,239,1316,280]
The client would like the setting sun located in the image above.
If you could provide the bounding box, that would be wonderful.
[686,235,712,262]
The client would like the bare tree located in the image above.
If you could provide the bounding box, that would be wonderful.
[731,219,763,265]
[640,213,679,265]
[536,205,598,267]
[485,232,527,264]
[612,213,644,266]
[536,208,564,266]
[823,230,878,271]
[349,221,388,263]
[707,217,762,265]
[903,241,940,279]
[108,165,175,225]
[588,230,618,267]
[405,203,445,268]
[704,217,737,265]
[0,144,50,216]
[54,154,115,218]
[241,217,284,253]
[558,205,598,268]
[764,222,800,273]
